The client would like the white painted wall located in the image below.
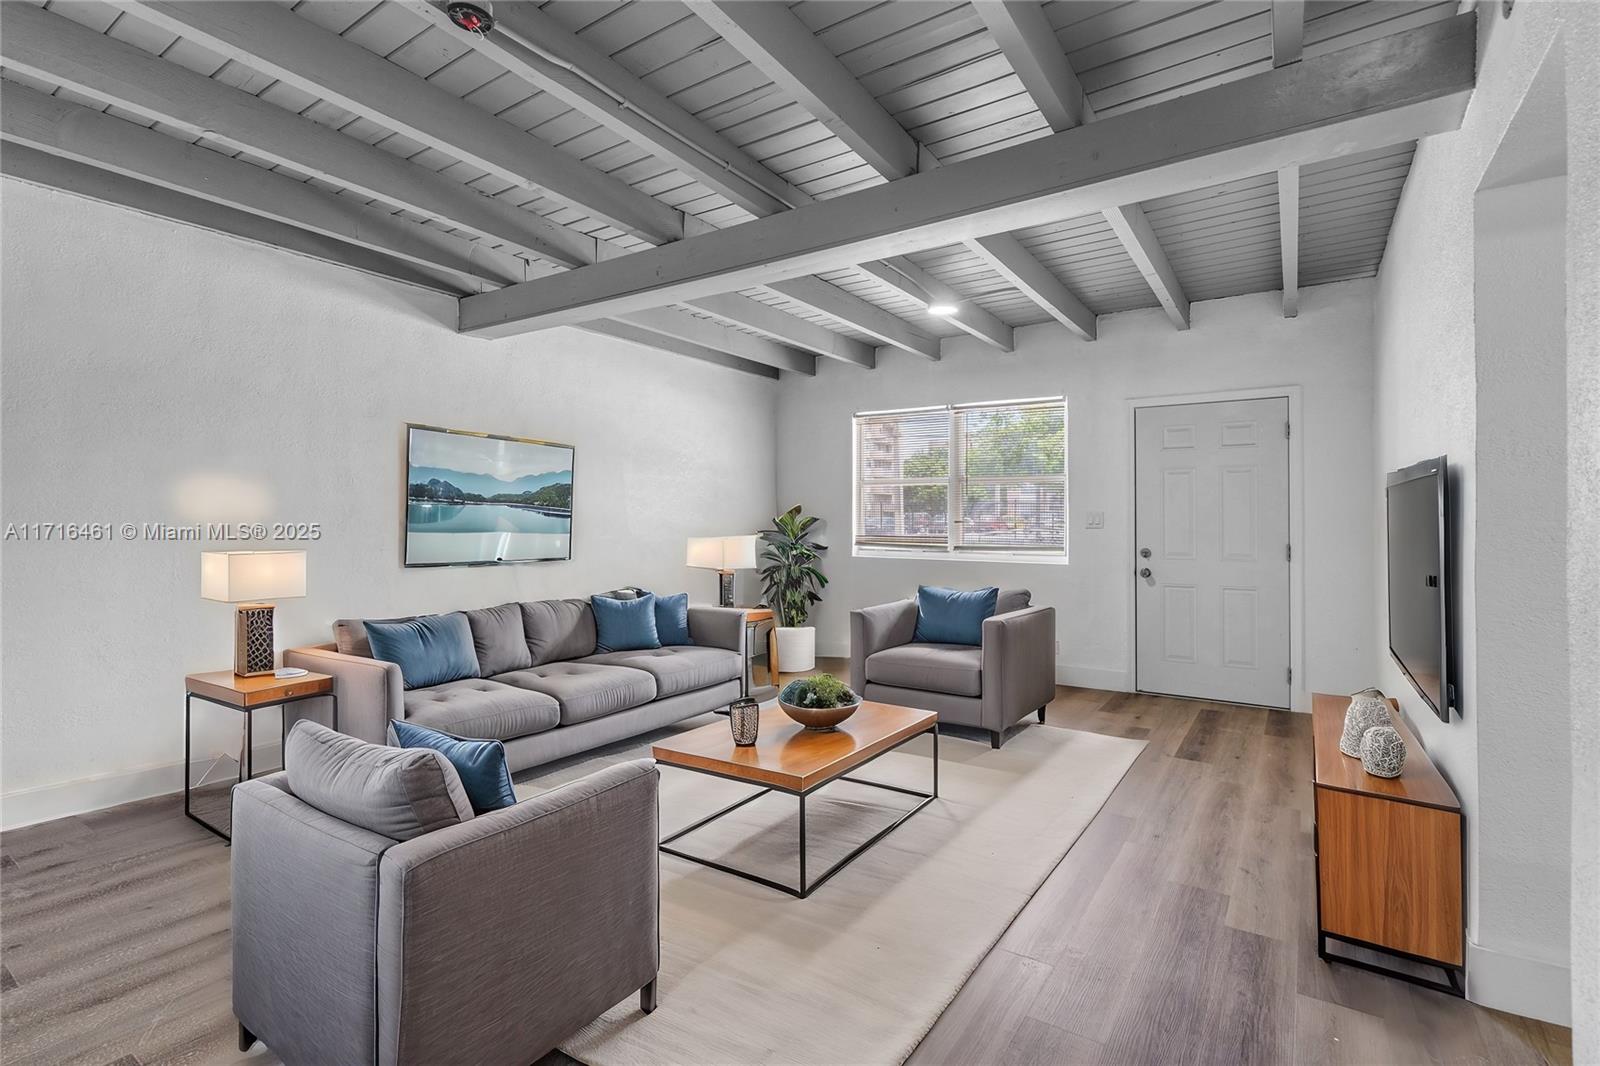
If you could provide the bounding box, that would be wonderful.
[0,179,777,828]
[1370,0,1600,1027]
[775,281,1377,706]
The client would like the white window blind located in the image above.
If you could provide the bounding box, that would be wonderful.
[854,397,1066,557]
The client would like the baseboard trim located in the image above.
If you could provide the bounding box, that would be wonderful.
[1466,937,1572,1026]
[1,743,284,831]
[1058,665,1132,692]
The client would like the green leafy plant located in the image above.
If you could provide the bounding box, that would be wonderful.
[779,675,858,709]
[759,504,828,628]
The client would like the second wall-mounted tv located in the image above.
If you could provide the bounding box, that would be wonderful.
[1385,455,1453,721]
[404,424,574,567]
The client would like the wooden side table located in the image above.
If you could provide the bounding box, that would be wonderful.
[185,670,336,842]
[741,607,779,699]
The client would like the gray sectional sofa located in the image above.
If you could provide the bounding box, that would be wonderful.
[285,596,746,771]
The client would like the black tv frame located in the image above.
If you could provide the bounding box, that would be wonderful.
[1385,454,1454,722]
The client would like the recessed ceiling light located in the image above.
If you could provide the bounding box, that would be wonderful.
[926,303,959,316]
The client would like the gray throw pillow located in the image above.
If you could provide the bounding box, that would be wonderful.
[284,721,473,840]
[464,602,533,675]
[995,589,1033,615]
[520,598,598,665]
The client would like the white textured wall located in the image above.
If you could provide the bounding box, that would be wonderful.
[1371,0,1600,1027]
[775,281,1377,705]
[0,179,778,827]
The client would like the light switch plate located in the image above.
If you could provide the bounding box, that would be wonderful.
[1086,511,1106,529]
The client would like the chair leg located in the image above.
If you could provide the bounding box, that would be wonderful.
[990,730,1003,749]
[640,978,658,1014]
[1037,706,1047,723]
[238,1022,257,1052]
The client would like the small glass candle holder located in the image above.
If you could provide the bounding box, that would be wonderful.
[728,698,759,747]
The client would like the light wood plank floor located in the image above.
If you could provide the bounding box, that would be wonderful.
[0,674,1571,1065]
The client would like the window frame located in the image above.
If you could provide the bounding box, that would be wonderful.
[852,396,1069,566]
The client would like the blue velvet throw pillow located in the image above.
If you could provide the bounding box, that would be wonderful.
[388,719,515,814]
[647,591,692,646]
[592,592,661,652]
[913,585,999,646]
[365,613,479,690]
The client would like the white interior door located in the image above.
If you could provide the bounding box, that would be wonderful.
[1135,398,1290,707]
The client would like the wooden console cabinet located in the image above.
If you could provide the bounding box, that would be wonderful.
[1311,691,1464,994]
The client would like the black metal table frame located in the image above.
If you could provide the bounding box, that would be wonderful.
[659,723,937,899]
[1317,929,1465,997]
[184,688,338,843]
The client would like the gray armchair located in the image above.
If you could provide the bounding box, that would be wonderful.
[850,589,1056,748]
[231,750,659,1065]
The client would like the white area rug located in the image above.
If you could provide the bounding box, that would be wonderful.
[517,716,1144,1066]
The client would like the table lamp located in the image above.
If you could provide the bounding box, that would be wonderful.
[687,535,758,608]
[201,550,307,677]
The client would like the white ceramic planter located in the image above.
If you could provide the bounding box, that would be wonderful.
[774,626,816,673]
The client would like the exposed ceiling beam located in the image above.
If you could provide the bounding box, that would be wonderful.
[687,0,919,181]
[457,15,1475,337]
[763,277,941,360]
[581,321,779,379]
[1102,204,1190,330]
[116,0,685,245]
[856,260,1013,352]
[615,308,815,375]
[0,143,469,294]
[684,294,874,368]
[1278,165,1301,318]
[0,83,529,290]
[967,233,1096,340]
[402,0,804,220]
[978,0,1187,330]
[1273,1,1308,67]
[0,2,598,269]
[973,2,1088,130]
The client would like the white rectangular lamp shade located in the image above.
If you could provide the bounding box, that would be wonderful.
[686,535,758,571]
[201,550,307,603]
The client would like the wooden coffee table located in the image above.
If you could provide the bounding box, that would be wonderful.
[652,701,938,898]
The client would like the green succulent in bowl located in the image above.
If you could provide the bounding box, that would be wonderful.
[780,675,858,709]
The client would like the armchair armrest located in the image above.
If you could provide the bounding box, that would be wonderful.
[980,606,1058,733]
[688,605,746,655]
[376,760,660,1066]
[284,644,402,745]
[850,599,917,693]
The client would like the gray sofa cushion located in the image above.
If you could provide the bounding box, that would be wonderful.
[520,599,598,666]
[996,588,1032,615]
[581,647,740,699]
[493,663,656,726]
[283,721,472,841]
[403,679,559,741]
[866,642,983,697]
[333,615,413,657]
[463,603,533,676]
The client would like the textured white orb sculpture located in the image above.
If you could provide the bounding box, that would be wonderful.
[1340,688,1392,757]
[1360,724,1407,778]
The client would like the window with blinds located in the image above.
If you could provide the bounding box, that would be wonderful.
[853,397,1066,558]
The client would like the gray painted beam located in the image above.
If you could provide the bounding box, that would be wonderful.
[764,277,941,359]
[968,232,1096,340]
[1,2,598,269]
[685,294,873,368]
[582,321,779,379]
[1102,203,1191,330]
[0,83,528,290]
[856,260,1013,352]
[1278,165,1301,318]
[1274,1,1308,67]
[117,0,685,245]
[974,2,1089,131]
[616,308,816,375]
[0,143,467,294]
[456,15,1476,336]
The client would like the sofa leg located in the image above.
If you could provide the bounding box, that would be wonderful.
[1037,706,1047,723]
[238,1022,257,1052]
[990,730,1003,749]
[640,978,658,1014]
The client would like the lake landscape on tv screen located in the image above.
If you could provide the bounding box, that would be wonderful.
[405,426,573,566]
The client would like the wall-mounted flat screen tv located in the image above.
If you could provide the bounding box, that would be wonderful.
[404,424,573,567]
[1385,455,1453,721]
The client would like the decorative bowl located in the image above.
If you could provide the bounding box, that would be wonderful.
[778,698,860,731]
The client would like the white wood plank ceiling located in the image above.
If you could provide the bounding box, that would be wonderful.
[0,0,1464,376]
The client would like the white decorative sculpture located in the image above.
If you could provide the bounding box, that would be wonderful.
[1360,725,1407,778]
[1340,688,1392,757]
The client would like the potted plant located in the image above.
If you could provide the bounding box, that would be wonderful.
[759,504,828,673]
[778,674,860,731]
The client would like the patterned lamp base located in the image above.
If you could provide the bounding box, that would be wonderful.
[234,603,276,676]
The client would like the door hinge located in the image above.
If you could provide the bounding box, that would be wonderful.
[1285,420,1291,439]
[1286,542,1292,562]
[1287,667,1293,684]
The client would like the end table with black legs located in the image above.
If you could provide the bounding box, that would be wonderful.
[184,669,336,843]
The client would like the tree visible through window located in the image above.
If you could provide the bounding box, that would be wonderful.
[854,398,1067,557]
